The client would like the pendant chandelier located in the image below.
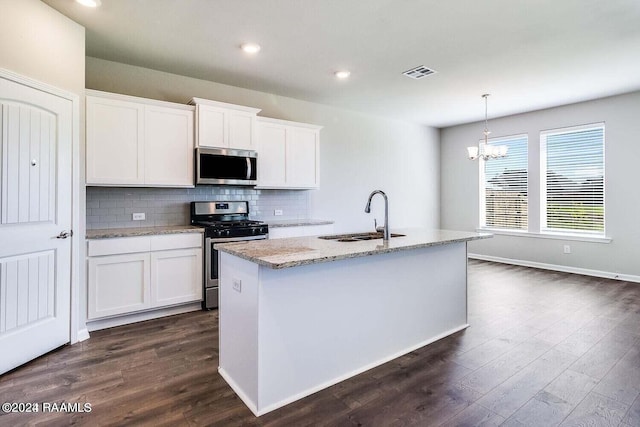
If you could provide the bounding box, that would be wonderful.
[467,94,508,160]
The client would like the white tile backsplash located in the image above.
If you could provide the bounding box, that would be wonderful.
[86,186,310,229]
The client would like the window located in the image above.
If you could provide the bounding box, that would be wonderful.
[541,123,605,236]
[480,135,528,230]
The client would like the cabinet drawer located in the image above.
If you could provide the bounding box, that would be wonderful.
[150,233,202,251]
[88,236,151,257]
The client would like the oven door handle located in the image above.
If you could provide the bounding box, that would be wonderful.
[210,235,267,244]
[205,237,213,288]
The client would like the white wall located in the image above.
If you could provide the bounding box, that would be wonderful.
[0,0,85,95]
[441,91,640,279]
[86,57,440,233]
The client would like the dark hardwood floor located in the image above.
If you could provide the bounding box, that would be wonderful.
[2,259,640,426]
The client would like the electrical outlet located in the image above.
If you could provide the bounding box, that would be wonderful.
[274,209,283,216]
[233,279,242,293]
[563,245,571,254]
[132,212,146,221]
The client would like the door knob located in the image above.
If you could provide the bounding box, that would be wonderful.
[56,230,73,239]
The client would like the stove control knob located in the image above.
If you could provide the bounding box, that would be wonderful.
[224,230,231,237]
[261,227,268,235]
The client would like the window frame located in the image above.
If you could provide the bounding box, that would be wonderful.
[479,133,529,232]
[539,122,606,238]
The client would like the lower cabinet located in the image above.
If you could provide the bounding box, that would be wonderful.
[88,252,151,318]
[87,233,203,320]
[151,248,202,307]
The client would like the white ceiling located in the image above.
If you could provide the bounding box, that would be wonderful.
[43,0,640,128]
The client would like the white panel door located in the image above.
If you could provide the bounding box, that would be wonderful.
[0,76,72,374]
[144,105,194,186]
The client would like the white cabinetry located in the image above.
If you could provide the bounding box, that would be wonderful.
[190,97,261,150]
[256,117,321,189]
[88,252,151,318]
[87,233,203,320]
[86,90,194,187]
[144,104,194,186]
[151,248,202,307]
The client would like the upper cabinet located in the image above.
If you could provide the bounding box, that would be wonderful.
[86,90,195,187]
[190,97,261,150]
[256,117,321,189]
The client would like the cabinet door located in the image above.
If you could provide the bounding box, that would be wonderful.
[88,253,151,319]
[151,248,203,307]
[257,123,288,187]
[228,111,255,150]
[287,128,319,188]
[196,104,227,148]
[144,105,194,186]
[86,96,144,185]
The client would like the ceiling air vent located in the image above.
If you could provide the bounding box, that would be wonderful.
[402,65,437,79]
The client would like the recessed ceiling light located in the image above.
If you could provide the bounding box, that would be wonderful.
[335,70,351,79]
[240,43,261,54]
[76,0,101,7]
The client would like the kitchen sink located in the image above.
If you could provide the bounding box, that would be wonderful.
[318,232,405,242]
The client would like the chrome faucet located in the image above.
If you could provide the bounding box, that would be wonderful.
[364,190,390,241]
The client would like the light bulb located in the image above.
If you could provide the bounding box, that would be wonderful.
[240,43,261,54]
[76,0,101,7]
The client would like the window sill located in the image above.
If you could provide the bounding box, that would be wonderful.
[476,228,612,243]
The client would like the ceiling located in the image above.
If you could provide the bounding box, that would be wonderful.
[42,0,640,128]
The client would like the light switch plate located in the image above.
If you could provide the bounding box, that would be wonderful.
[132,213,146,221]
[274,209,283,216]
[233,279,242,293]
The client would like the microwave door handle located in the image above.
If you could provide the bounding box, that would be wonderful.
[246,157,252,180]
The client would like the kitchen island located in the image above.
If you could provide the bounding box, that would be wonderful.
[215,229,491,416]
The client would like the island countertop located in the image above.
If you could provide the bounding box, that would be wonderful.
[215,228,492,269]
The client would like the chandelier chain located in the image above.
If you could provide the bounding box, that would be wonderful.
[467,93,508,161]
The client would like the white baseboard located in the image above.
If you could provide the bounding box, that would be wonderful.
[218,368,260,416]
[469,253,640,283]
[86,302,202,332]
[76,328,90,342]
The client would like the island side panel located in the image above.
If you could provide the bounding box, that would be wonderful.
[256,241,468,414]
[218,252,261,414]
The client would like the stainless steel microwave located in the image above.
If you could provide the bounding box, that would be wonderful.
[196,147,257,185]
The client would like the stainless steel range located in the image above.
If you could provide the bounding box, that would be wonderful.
[190,201,268,309]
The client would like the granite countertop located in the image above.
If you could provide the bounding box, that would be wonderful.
[263,219,334,228]
[86,225,204,239]
[215,228,492,269]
